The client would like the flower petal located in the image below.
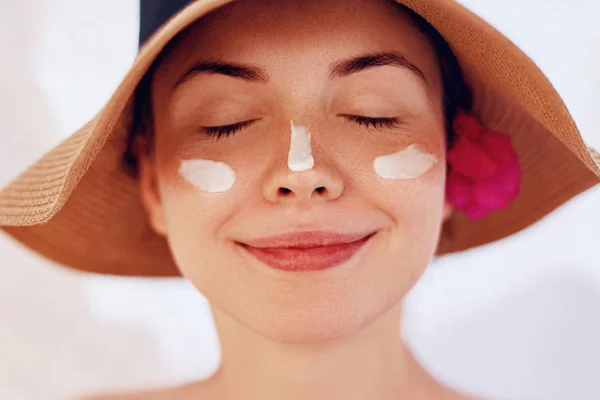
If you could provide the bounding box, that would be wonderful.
[464,204,493,220]
[448,137,498,179]
[480,132,519,166]
[472,164,521,209]
[446,171,473,210]
[446,112,521,221]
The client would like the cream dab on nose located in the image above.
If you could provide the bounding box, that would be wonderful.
[373,144,438,179]
[179,159,236,192]
[288,120,315,172]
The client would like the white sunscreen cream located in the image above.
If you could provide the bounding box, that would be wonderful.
[373,144,438,179]
[288,120,315,172]
[179,159,236,193]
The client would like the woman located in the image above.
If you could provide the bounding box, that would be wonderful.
[1,0,599,398]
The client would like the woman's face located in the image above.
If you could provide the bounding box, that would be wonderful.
[140,0,450,342]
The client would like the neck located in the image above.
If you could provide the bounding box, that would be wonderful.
[203,302,449,400]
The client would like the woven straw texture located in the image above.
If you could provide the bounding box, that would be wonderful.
[1,0,599,276]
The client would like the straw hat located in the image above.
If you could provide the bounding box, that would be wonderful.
[1,0,599,277]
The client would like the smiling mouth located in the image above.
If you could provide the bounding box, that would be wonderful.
[238,231,376,272]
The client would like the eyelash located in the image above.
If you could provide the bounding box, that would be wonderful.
[200,115,402,138]
[201,119,257,138]
[341,115,402,130]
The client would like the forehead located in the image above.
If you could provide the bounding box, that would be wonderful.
[153,0,441,87]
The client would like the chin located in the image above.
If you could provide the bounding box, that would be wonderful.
[179,236,427,344]
[237,288,403,344]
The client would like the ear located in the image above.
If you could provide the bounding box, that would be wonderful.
[442,197,453,222]
[135,136,167,236]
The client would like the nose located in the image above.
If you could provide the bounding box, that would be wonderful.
[263,165,344,204]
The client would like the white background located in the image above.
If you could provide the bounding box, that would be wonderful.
[1,1,600,399]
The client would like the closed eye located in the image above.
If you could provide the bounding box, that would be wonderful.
[199,114,402,139]
[200,119,259,138]
[341,115,402,130]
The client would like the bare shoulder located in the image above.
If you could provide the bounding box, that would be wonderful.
[74,381,213,400]
[432,384,483,400]
[76,389,168,400]
[451,391,485,400]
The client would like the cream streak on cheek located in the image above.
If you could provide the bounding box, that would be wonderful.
[179,159,236,192]
[288,120,315,172]
[373,144,438,179]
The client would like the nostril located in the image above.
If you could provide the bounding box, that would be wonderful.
[276,186,328,197]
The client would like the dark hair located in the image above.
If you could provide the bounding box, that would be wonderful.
[124,3,473,176]
[400,5,473,141]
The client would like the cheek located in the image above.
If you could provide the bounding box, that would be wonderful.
[153,143,266,273]
[153,154,239,268]
[155,182,242,290]
[333,130,446,206]
[179,159,236,193]
[373,144,439,179]
[365,161,447,296]
[371,158,447,229]
[373,143,446,211]
[335,136,447,245]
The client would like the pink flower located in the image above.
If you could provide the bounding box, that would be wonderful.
[446,112,521,220]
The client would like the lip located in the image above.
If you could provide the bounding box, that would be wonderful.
[238,231,375,272]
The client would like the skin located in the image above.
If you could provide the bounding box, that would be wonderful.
[82,0,477,398]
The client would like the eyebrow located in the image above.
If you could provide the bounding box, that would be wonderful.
[173,51,426,90]
[173,60,269,87]
[329,51,426,83]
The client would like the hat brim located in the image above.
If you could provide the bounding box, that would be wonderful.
[1,0,599,276]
